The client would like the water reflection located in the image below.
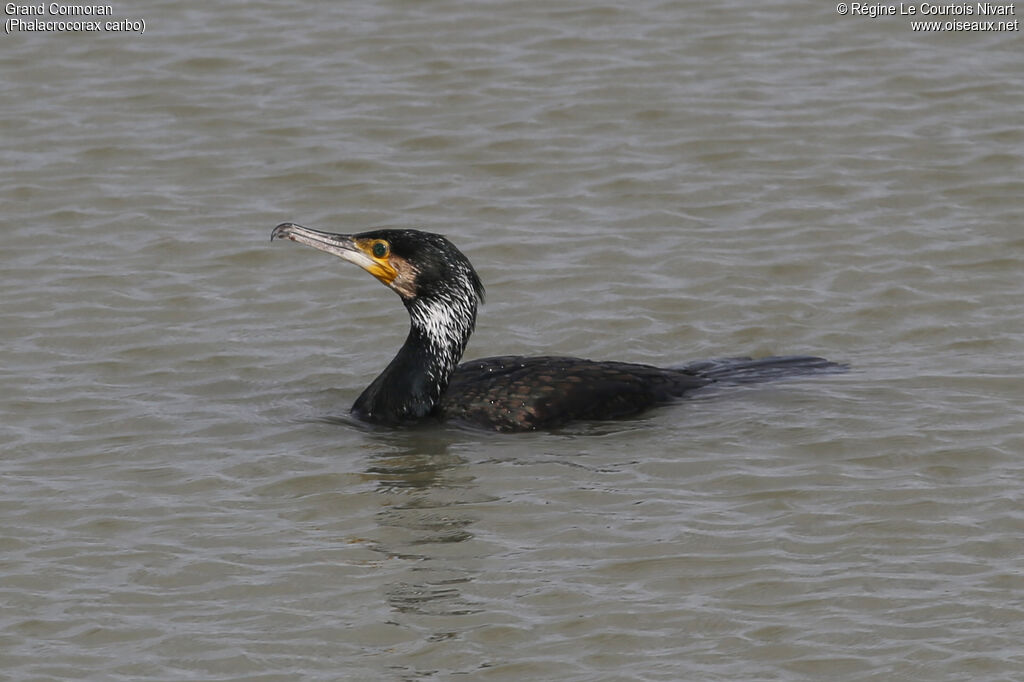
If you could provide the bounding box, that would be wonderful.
[360,433,489,618]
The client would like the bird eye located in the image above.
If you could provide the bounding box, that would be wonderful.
[372,241,389,258]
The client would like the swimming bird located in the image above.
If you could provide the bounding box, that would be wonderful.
[271,223,843,432]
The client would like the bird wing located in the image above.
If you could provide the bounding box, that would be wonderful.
[442,356,710,431]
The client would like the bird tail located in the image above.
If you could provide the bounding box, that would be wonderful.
[676,355,848,384]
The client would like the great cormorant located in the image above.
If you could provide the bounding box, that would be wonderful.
[271,223,843,432]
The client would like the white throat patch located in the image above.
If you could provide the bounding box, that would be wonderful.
[409,290,477,379]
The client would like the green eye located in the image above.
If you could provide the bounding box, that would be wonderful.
[372,241,388,258]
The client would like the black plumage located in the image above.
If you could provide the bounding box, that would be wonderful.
[270,224,843,432]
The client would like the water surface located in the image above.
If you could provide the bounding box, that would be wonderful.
[2,1,1023,680]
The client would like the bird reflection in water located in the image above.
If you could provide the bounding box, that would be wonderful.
[360,437,485,618]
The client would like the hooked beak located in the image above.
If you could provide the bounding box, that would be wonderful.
[271,222,361,260]
[270,222,398,286]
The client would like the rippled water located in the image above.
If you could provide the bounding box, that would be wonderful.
[3,1,1023,679]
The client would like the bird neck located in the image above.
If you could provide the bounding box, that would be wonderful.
[352,294,476,424]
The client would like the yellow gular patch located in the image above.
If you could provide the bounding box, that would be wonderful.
[355,238,398,285]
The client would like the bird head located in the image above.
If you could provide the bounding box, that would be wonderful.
[271,224,484,305]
